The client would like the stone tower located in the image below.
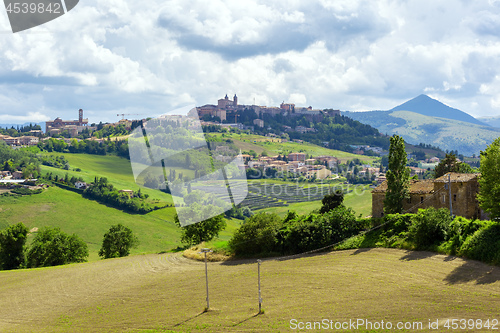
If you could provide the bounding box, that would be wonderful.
[233,94,238,107]
[79,109,83,124]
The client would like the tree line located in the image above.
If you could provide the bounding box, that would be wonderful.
[37,138,130,159]
[0,223,138,271]
[83,177,153,214]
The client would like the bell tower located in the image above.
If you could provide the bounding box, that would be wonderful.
[79,109,83,124]
[233,94,238,107]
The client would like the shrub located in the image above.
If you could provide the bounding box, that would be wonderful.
[443,217,489,254]
[11,187,42,195]
[383,213,413,236]
[27,227,88,268]
[319,189,344,214]
[0,223,29,270]
[407,208,453,249]
[229,213,282,256]
[99,224,139,259]
[283,205,361,253]
[459,223,500,265]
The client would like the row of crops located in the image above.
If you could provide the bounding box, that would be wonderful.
[193,181,354,211]
[238,182,354,211]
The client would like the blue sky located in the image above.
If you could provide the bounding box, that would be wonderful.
[1,0,500,123]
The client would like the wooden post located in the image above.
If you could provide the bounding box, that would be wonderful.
[448,173,453,217]
[199,248,212,310]
[257,259,262,313]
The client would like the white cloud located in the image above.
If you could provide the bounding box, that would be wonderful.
[0,0,499,123]
[0,111,50,123]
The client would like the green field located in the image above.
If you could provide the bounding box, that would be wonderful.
[41,153,176,203]
[0,186,249,261]
[40,153,373,218]
[0,186,180,261]
[0,248,498,332]
[214,133,377,164]
[1,152,374,261]
[256,184,372,217]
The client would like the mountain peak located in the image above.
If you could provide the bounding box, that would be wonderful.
[389,95,487,126]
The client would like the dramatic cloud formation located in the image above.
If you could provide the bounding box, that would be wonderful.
[1,0,500,123]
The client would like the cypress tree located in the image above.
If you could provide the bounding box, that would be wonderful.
[384,135,410,214]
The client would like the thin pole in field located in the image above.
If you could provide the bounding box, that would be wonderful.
[257,259,262,314]
[199,248,212,311]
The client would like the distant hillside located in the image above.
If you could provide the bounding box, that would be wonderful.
[0,122,44,131]
[390,94,487,126]
[478,116,500,128]
[343,110,500,156]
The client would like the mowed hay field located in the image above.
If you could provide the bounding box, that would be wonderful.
[0,248,498,332]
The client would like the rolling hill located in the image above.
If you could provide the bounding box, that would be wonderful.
[18,148,372,259]
[344,95,500,156]
[478,115,500,128]
[390,94,488,126]
[0,248,498,332]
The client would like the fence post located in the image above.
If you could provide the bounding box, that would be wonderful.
[257,259,262,314]
[199,248,212,311]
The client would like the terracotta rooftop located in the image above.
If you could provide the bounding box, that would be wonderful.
[373,173,479,193]
[373,179,435,194]
[434,172,479,183]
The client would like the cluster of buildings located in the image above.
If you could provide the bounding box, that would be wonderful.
[283,125,316,134]
[372,173,486,220]
[0,134,39,146]
[194,94,340,124]
[350,145,386,155]
[45,109,90,137]
[0,170,23,180]
[242,152,339,180]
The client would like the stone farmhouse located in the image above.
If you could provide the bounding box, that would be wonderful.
[372,173,483,220]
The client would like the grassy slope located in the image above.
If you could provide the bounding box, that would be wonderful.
[42,152,374,217]
[0,187,180,261]
[41,153,177,203]
[20,150,372,259]
[347,110,500,156]
[214,133,376,164]
[258,185,372,218]
[0,185,247,261]
[0,248,498,332]
[390,111,500,153]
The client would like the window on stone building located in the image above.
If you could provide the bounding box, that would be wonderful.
[420,196,424,203]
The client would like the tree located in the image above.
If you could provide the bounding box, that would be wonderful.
[384,135,410,214]
[2,160,12,172]
[99,224,139,259]
[478,137,500,220]
[174,204,227,246]
[0,223,29,270]
[229,213,282,255]
[434,152,474,178]
[22,163,39,179]
[27,227,88,268]
[319,189,344,214]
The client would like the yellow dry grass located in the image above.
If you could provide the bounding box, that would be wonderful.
[0,248,498,332]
